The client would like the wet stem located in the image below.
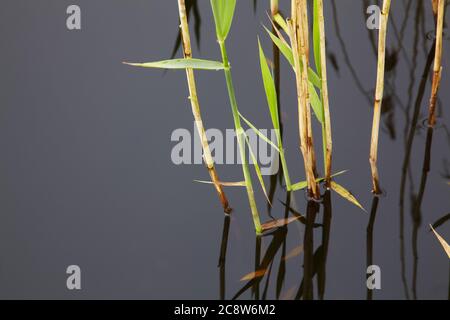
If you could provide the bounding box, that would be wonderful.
[219,40,262,234]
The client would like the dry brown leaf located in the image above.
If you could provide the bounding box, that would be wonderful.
[430,225,450,258]
[261,216,301,232]
[194,180,246,187]
[240,269,267,281]
[282,245,304,261]
[330,181,366,212]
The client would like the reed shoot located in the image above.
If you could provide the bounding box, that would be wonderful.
[211,0,262,234]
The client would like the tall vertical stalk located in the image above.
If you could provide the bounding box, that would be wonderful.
[317,0,333,187]
[218,41,262,234]
[369,0,391,195]
[177,0,231,213]
[289,0,320,199]
[428,0,445,127]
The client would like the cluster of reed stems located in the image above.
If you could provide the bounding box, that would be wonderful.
[288,0,320,200]
[126,0,366,234]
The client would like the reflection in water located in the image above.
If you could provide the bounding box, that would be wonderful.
[171,0,201,58]
[218,215,231,300]
[202,1,448,300]
[318,191,332,300]
[411,127,435,299]
[232,227,287,300]
[366,196,379,300]
[301,201,319,300]
[399,40,436,300]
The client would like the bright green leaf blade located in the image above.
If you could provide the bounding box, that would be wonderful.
[291,180,308,191]
[244,134,271,205]
[309,83,324,124]
[258,40,281,131]
[239,112,280,152]
[291,170,348,191]
[264,26,295,67]
[430,225,450,258]
[312,0,322,76]
[330,181,366,212]
[308,68,322,89]
[210,0,237,41]
[123,58,224,71]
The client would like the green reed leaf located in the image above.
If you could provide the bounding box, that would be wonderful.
[244,134,271,205]
[309,83,324,124]
[312,0,322,76]
[264,27,321,90]
[258,40,281,131]
[123,58,224,70]
[239,112,280,152]
[210,0,237,41]
[264,26,294,67]
[291,170,347,191]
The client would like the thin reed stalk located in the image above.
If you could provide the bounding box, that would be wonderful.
[369,0,391,195]
[316,0,333,187]
[288,0,320,199]
[428,0,445,127]
[177,0,231,213]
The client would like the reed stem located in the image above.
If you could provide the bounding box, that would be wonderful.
[369,0,391,195]
[289,0,320,200]
[218,40,262,234]
[317,0,333,187]
[177,0,231,213]
[428,0,445,127]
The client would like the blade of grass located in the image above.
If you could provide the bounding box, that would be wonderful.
[291,170,347,191]
[239,112,280,152]
[210,0,237,41]
[245,133,271,205]
[312,0,321,76]
[123,58,224,70]
[264,26,322,89]
[258,40,292,190]
[330,181,366,212]
[430,225,450,258]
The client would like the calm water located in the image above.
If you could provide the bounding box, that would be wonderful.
[0,0,448,299]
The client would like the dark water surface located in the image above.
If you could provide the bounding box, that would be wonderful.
[0,1,448,299]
